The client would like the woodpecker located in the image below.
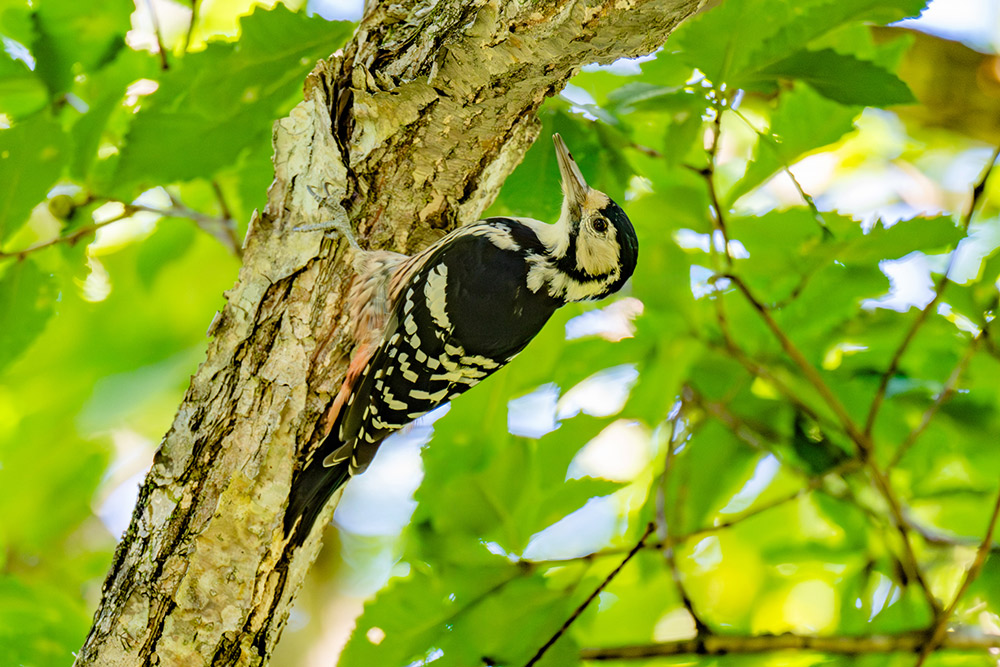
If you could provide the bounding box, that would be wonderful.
[286,134,638,536]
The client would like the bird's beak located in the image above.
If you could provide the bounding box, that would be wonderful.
[553,134,589,218]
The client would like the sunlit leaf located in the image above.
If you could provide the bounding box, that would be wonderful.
[0,260,57,373]
[115,5,353,190]
[0,115,69,243]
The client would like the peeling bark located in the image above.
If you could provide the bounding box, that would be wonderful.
[75,1,701,665]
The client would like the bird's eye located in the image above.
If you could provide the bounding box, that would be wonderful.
[593,218,608,233]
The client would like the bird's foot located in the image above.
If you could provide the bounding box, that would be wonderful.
[293,183,363,253]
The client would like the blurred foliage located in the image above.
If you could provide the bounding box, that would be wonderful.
[2,0,1000,667]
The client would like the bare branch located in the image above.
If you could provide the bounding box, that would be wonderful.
[864,143,1000,436]
[914,481,1000,667]
[580,632,1000,660]
[656,410,710,634]
[0,198,237,262]
[722,272,941,616]
[524,523,656,667]
[889,334,980,470]
[0,210,132,261]
[184,0,200,53]
[143,0,170,70]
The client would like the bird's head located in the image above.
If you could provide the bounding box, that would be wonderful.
[551,133,638,301]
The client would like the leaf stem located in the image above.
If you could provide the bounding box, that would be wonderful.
[579,632,1000,660]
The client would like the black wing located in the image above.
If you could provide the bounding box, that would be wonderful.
[286,221,561,534]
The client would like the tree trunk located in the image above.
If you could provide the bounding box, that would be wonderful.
[75,1,701,664]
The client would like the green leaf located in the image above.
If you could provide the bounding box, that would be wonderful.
[0,260,56,373]
[829,215,963,265]
[0,576,93,667]
[116,5,353,189]
[69,48,157,182]
[0,259,56,363]
[340,564,528,667]
[31,0,133,95]
[0,53,48,118]
[748,49,915,107]
[670,0,927,86]
[731,84,860,204]
[0,115,69,243]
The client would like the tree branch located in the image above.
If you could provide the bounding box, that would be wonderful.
[864,143,1000,436]
[655,412,710,634]
[914,481,1000,667]
[0,196,237,261]
[524,523,655,667]
[722,272,941,616]
[580,632,1000,660]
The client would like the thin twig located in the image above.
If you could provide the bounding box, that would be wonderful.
[685,384,816,477]
[656,412,710,634]
[889,335,981,469]
[722,272,941,616]
[184,0,200,53]
[724,274,868,448]
[914,481,1000,667]
[144,0,170,70]
[704,93,733,268]
[523,523,656,667]
[730,106,830,236]
[579,632,1000,660]
[0,199,236,261]
[211,180,243,259]
[0,211,132,260]
[864,144,1000,437]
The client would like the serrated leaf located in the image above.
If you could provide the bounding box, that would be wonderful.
[735,0,927,81]
[0,260,56,373]
[731,84,860,204]
[116,5,353,189]
[0,115,69,243]
[340,565,522,667]
[747,49,915,107]
[671,0,927,86]
[831,215,962,264]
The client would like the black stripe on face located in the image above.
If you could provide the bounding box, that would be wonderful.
[598,200,638,296]
[554,226,594,282]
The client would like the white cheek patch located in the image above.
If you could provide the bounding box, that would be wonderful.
[526,254,620,302]
[576,223,620,277]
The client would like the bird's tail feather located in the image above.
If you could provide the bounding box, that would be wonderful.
[285,455,352,540]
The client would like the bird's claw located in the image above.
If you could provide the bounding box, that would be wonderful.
[294,182,363,252]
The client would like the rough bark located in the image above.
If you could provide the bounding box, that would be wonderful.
[75,1,702,665]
